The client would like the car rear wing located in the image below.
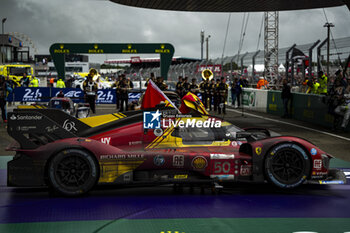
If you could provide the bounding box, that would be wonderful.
[7,109,91,149]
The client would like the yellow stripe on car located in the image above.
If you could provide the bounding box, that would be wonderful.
[98,160,144,183]
[146,124,175,149]
[79,113,125,127]
[17,105,47,109]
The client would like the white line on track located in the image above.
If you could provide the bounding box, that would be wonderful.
[227,108,350,142]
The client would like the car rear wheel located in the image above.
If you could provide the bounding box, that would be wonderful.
[48,149,98,196]
[265,143,310,188]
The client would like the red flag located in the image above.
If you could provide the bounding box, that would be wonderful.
[141,80,178,111]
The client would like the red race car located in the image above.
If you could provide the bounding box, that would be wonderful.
[6,86,346,196]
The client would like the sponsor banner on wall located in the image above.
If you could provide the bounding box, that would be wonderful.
[13,87,51,102]
[196,65,222,73]
[128,92,142,103]
[12,87,121,104]
[241,88,268,113]
[242,88,256,107]
[97,90,116,104]
[52,88,84,102]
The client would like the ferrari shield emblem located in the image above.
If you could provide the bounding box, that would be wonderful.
[255,147,262,155]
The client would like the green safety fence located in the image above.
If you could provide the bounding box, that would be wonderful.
[266,90,350,131]
[266,90,284,116]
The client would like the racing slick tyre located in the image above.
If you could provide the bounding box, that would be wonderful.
[264,143,311,188]
[47,149,98,196]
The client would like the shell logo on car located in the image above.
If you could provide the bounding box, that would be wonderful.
[192,156,208,170]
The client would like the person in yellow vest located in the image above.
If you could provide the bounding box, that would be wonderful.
[56,78,66,88]
[29,76,39,87]
[310,77,320,94]
[306,78,313,93]
[318,71,328,95]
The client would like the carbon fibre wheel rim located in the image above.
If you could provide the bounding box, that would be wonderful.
[55,155,91,188]
[270,148,305,184]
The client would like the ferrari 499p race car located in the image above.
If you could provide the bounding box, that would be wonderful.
[6,82,346,196]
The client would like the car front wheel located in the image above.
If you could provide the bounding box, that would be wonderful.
[265,143,310,188]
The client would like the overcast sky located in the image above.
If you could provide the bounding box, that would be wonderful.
[1,0,349,63]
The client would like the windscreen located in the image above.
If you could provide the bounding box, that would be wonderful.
[9,67,32,76]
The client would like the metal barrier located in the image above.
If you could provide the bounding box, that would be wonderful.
[242,88,268,113]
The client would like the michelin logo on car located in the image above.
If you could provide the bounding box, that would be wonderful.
[143,110,161,129]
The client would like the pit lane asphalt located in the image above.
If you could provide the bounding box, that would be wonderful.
[1,104,350,162]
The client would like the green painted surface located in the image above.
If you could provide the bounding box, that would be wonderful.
[1,218,350,233]
[331,158,350,168]
[0,156,11,169]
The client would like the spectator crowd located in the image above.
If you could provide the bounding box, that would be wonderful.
[0,66,349,132]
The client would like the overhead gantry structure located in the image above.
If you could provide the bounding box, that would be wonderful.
[109,0,349,12]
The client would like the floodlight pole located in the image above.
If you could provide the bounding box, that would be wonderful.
[308,40,320,76]
[252,50,260,81]
[206,35,211,61]
[285,44,296,81]
[317,38,328,77]
[1,18,7,64]
[240,52,248,76]
[230,56,236,80]
[200,30,204,60]
[323,22,335,76]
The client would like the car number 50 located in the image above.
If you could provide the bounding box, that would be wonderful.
[214,161,231,174]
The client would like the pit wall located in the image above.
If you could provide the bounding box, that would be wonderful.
[240,88,349,131]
